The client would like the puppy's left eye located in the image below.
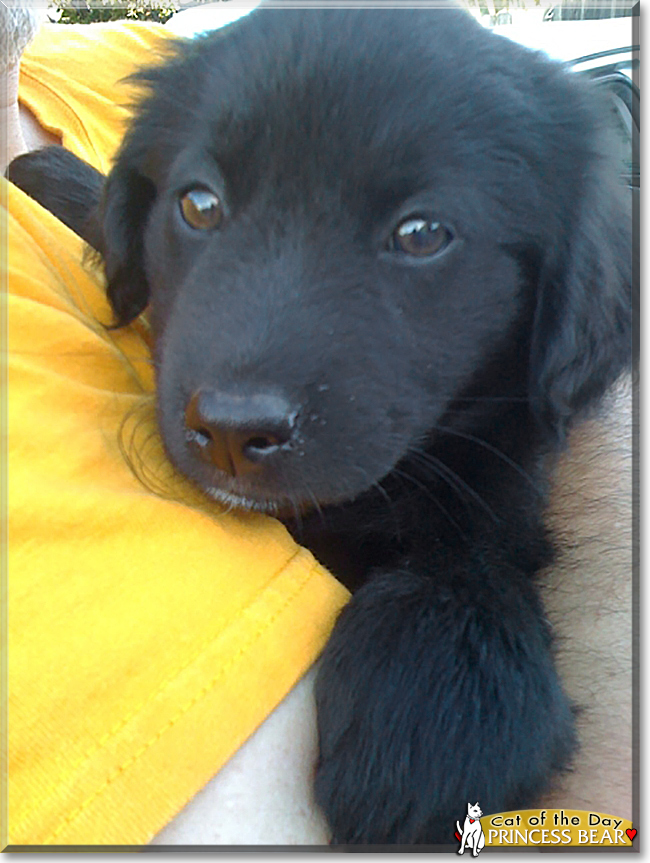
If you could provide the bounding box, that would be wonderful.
[179,188,223,230]
[390,217,453,257]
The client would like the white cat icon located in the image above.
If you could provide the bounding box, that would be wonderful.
[456,802,486,856]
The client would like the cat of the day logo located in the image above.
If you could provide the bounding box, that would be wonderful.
[455,807,637,850]
[456,802,486,856]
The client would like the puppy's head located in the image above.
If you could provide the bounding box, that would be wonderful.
[100,6,633,514]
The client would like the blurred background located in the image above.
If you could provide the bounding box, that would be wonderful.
[42,0,637,28]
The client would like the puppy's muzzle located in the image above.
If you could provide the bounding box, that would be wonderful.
[185,387,298,478]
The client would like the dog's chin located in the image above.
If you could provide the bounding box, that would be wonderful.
[166,430,404,518]
[188,467,315,518]
[204,484,294,517]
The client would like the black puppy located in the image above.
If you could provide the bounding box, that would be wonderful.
[8,5,633,845]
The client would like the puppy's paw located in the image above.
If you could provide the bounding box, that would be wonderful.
[6,146,104,249]
[314,569,576,845]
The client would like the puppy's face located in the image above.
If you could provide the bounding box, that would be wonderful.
[102,8,632,514]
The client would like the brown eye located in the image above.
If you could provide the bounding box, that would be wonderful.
[179,188,222,230]
[392,217,452,257]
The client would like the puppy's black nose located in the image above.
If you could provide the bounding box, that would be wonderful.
[185,388,297,477]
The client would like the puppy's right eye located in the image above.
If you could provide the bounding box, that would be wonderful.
[179,188,223,230]
[390,216,453,257]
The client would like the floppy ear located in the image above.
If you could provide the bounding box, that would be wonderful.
[529,166,635,437]
[100,163,156,327]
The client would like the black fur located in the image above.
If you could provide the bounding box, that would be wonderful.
[8,5,633,845]
[7,145,104,250]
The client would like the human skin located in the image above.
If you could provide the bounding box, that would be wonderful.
[540,376,634,821]
[1,65,60,176]
[151,666,331,845]
[1,6,59,176]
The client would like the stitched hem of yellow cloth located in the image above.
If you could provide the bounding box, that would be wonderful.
[12,552,346,846]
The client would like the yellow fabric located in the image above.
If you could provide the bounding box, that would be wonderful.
[6,21,350,846]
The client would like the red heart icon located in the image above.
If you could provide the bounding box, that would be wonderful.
[455,830,462,842]
[626,828,637,842]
